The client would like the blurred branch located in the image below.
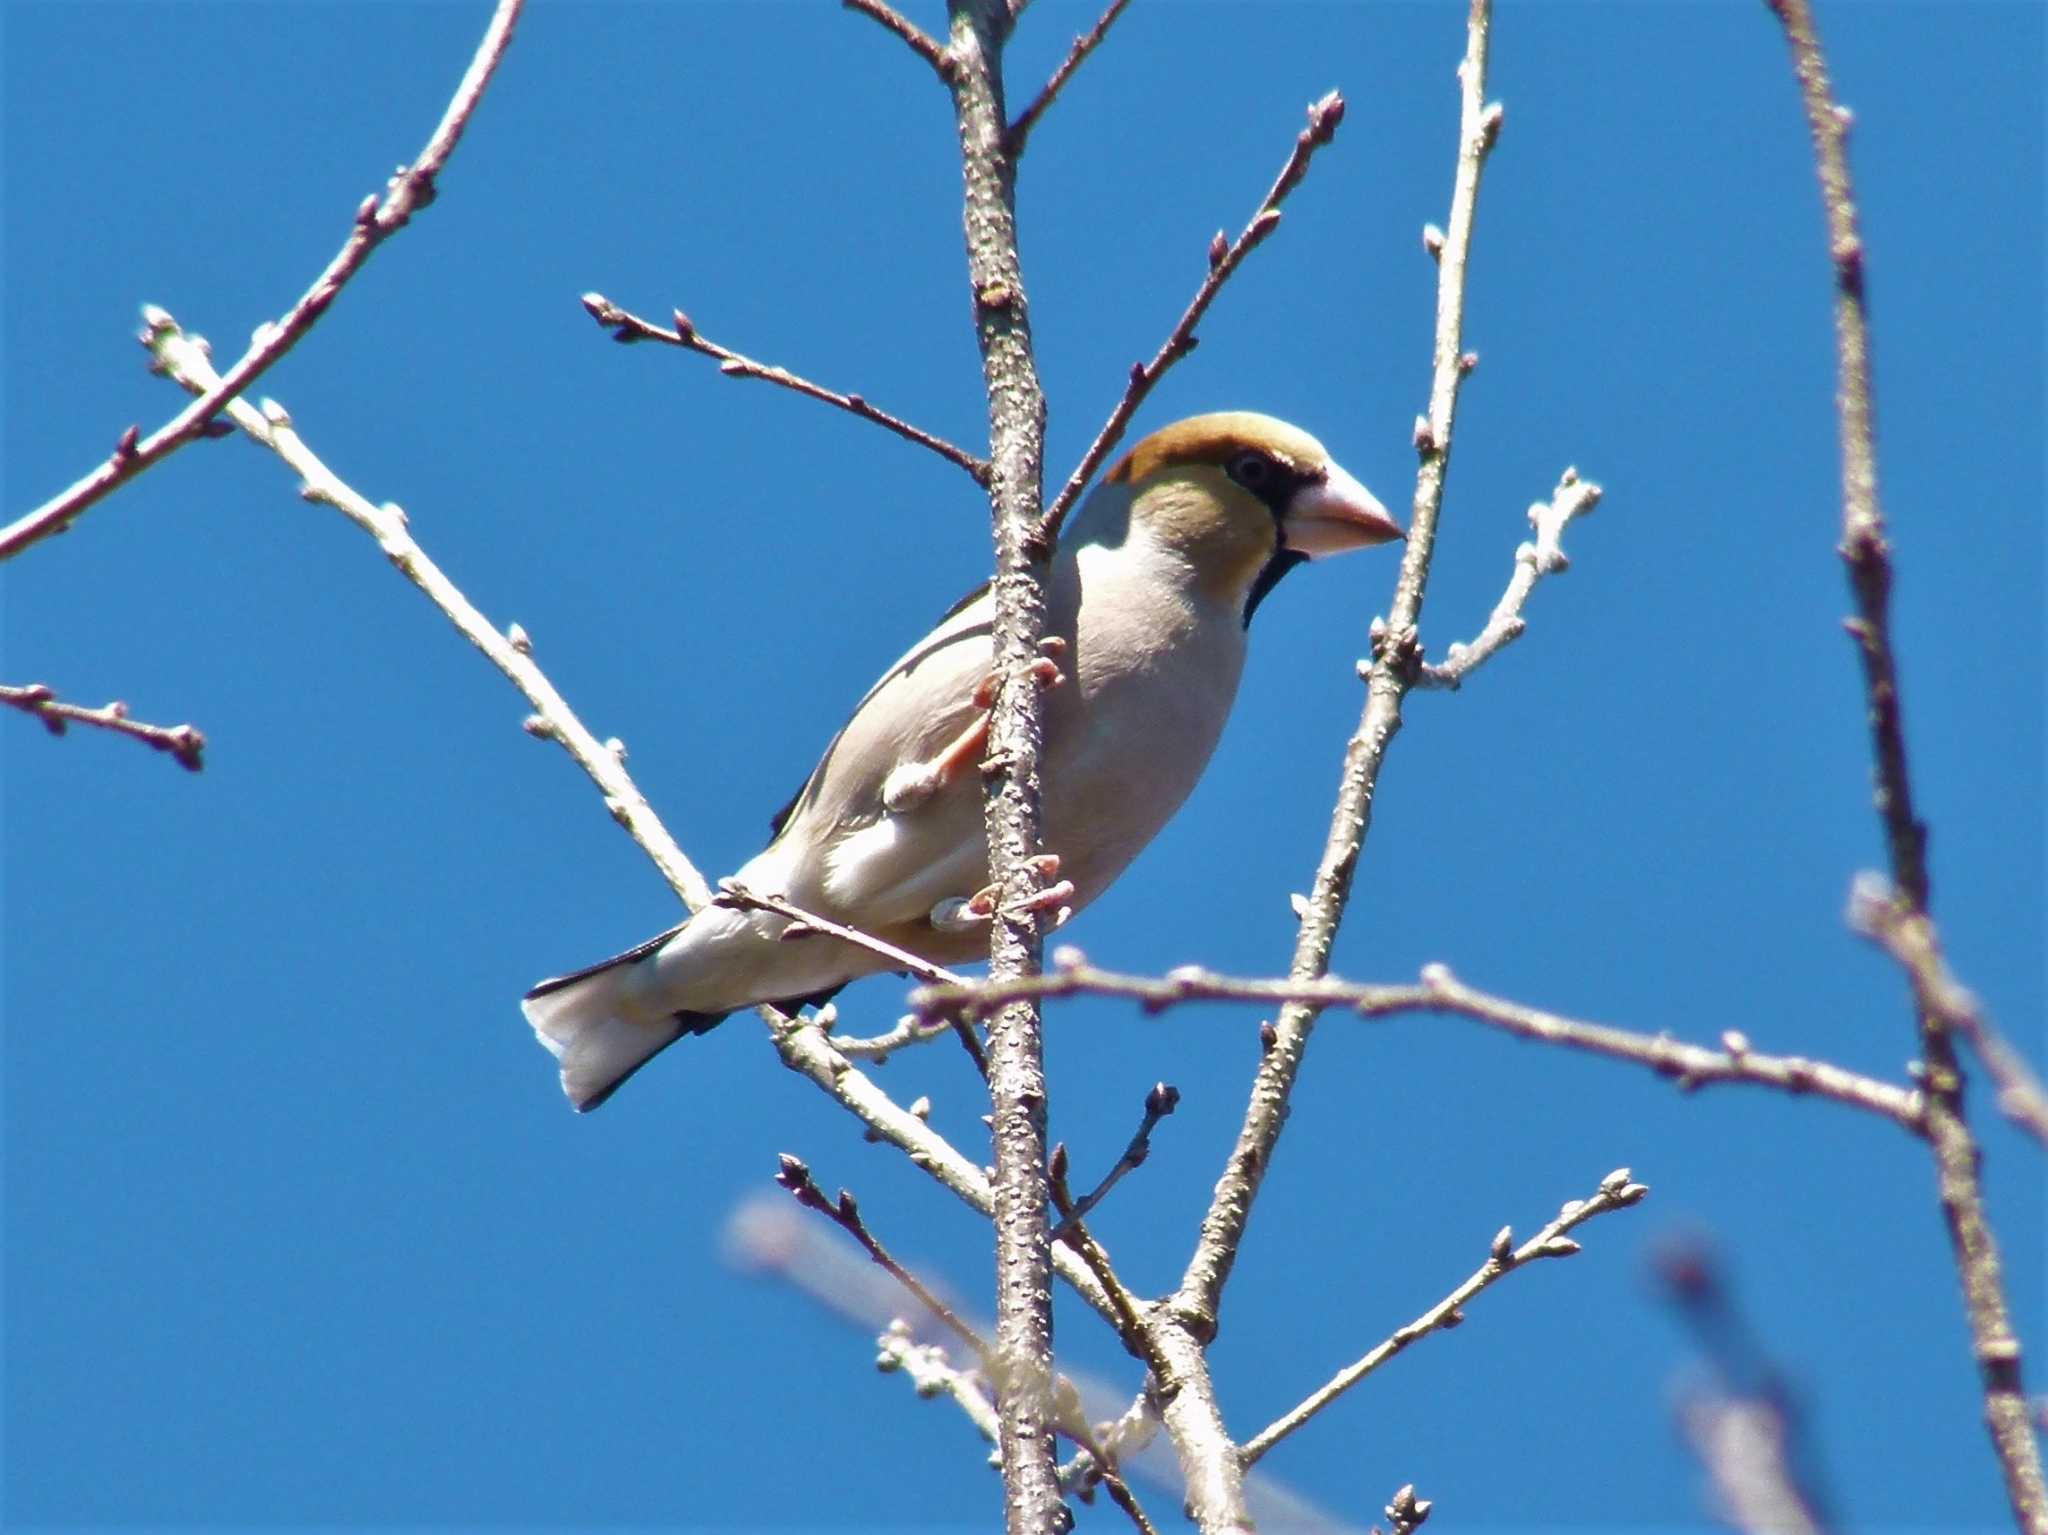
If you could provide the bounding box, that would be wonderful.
[1655,1238,1832,1534]
[1414,468,1602,689]
[0,0,524,563]
[1849,874,2048,1149]
[915,955,1925,1125]
[1005,0,1131,154]
[1032,89,1348,551]
[1,681,205,771]
[1767,3,2045,1526]
[942,2,1064,1528]
[1240,1169,1649,1466]
[579,295,990,485]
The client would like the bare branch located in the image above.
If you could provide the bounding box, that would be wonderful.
[1239,1168,1649,1465]
[1005,0,1132,155]
[146,317,714,909]
[776,1154,990,1361]
[1849,875,2048,1149]
[1415,468,1603,689]
[1170,2,1505,1387]
[718,880,990,1078]
[1,0,525,563]
[1769,2,2045,1523]
[876,1319,1004,1446]
[579,294,990,484]
[943,4,1063,1523]
[1032,89,1348,550]
[1,682,206,772]
[1050,1082,1180,1240]
[914,955,1926,1128]
[843,0,955,81]
[1045,1146,1174,1384]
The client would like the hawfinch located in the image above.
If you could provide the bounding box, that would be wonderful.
[525,412,1400,1109]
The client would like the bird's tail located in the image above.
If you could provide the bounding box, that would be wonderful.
[521,927,725,1112]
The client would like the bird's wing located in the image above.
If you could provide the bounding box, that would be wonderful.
[760,581,1001,920]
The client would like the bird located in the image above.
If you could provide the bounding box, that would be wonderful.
[523,411,1402,1110]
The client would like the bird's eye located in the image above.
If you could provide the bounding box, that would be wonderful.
[1227,451,1277,491]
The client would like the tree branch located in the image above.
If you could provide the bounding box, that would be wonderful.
[1,0,524,563]
[844,0,956,81]
[942,4,1062,1526]
[913,955,1926,1127]
[1178,0,1498,1322]
[1004,0,1131,155]
[1414,468,1602,689]
[1849,874,2048,1150]
[579,294,990,484]
[1767,3,2045,1525]
[1032,89,1348,551]
[1240,1168,1649,1465]
[1,682,206,771]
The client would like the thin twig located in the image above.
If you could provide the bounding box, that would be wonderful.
[579,295,989,485]
[1005,0,1132,155]
[1,682,206,771]
[1414,468,1603,689]
[0,0,524,563]
[913,956,1926,1128]
[1848,875,2048,1149]
[1769,3,2045,1526]
[1172,0,1501,1344]
[1050,1083,1180,1240]
[1239,1168,1649,1465]
[1031,89,1348,551]
[842,0,955,81]
[876,1320,1003,1445]
[776,1154,990,1360]
[717,880,990,1079]
[145,315,714,908]
[1045,1146,1175,1384]
[827,1010,959,1063]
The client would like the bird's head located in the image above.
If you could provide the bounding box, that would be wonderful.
[1084,411,1401,624]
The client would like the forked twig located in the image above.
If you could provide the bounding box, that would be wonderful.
[580,295,989,485]
[1,0,525,563]
[1238,1168,1648,1464]
[1031,89,1349,550]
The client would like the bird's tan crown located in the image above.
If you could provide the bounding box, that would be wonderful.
[1106,411,1332,488]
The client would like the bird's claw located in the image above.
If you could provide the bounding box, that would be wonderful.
[929,857,1070,932]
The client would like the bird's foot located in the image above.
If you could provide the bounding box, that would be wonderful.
[929,856,1073,933]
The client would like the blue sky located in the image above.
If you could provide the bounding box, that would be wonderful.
[4,2,2042,1530]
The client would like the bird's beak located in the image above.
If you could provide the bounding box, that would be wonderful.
[1281,462,1405,556]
